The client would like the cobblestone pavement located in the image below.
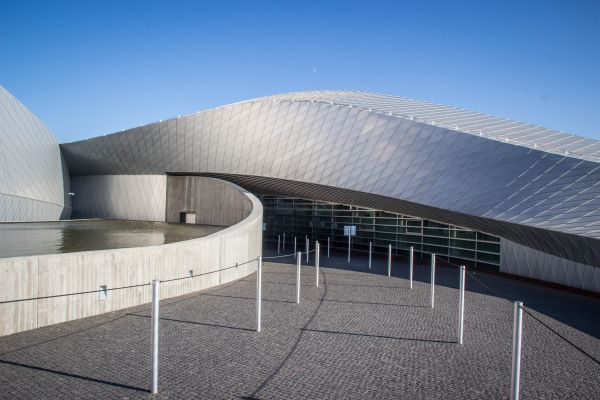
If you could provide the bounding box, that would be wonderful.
[1,247,599,399]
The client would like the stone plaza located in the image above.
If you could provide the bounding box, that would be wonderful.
[0,249,598,399]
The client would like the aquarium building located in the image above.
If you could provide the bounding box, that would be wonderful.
[2,86,599,295]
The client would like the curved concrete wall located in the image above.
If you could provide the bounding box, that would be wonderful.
[0,86,70,221]
[70,175,167,221]
[166,176,254,226]
[0,187,262,337]
[70,175,254,226]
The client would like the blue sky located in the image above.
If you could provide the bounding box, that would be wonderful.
[1,0,599,142]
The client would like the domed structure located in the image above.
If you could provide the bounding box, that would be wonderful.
[60,90,600,292]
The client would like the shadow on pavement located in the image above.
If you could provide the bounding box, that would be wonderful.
[127,313,256,332]
[0,358,149,393]
[301,327,456,344]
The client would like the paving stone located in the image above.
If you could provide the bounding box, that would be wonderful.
[0,247,598,399]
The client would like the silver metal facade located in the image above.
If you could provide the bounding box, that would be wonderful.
[501,238,600,293]
[61,91,600,272]
[0,86,70,221]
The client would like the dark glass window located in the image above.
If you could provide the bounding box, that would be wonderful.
[259,195,501,266]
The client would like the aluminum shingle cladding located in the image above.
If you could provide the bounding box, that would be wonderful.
[255,90,600,162]
[60,90,600,265]
[0,86,69,221]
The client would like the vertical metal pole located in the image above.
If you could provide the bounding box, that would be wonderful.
[511,301,523,400]
[306,237,309,263]
[368,242,372,270]
[151,280,160,394]
[256,257,262,332]
[388,244,392,277]
[277,235,281,254]
[327,237,330,258]
[430,254,436,308]
[458,265,465,344]
[347,234,351,263]
[316,242,320,287]
[294,237,297,258]
[296,252,301,303]
[283,233,286,250]
[409,246,414,289]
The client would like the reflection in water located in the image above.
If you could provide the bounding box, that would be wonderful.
[0,220,224,258]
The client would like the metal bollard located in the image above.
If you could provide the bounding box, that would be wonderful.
[256,257,262,332]
[387,244,392,277]
[430,254,436,308]
[368,242,372,270]
[327,236,330,258]
[347,234,351,263]
[316,242,320,287]
[283,233,286,250]
[296,252,301,303]
[277,235,281,254]
[409,246,414,289]
[294,237,297,258]
[511,301,523,400]
[458,265,465,344]
[306,237,309,263]
[151,280,160,394]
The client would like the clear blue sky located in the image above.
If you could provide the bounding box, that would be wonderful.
[1,0,599,142]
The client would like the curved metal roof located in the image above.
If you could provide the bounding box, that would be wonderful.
[240,90,600,163]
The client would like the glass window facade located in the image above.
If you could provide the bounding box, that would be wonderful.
[259,195,501,268]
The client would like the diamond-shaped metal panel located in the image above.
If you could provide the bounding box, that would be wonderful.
[0,86,68,221]
[500,238,600,293]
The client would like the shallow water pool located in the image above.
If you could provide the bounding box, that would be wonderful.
[0,219,224,258]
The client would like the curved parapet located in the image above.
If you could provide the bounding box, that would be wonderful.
[0,181,262,336]
[68,175,255,225]
[0,86,70,221]
[60,90,600,270]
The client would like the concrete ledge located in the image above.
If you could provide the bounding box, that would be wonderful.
[0,185,262,337]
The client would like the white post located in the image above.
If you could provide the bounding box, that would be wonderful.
[316,242,320,287]
[511,301,523,400]
[409,246,414,289]
[151,280,160,394]
[256,257,262,332]
[294,237,297,258]
[388,244,392,277]
[347,234,351,263]
[277,235,281,254]
[368,242,372,270]
[327,236,330,258]
[283,233,286,250]
[306,237,309,263]
[458,265,465,344]
[430,253,436,308]
[296,252,301,303]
